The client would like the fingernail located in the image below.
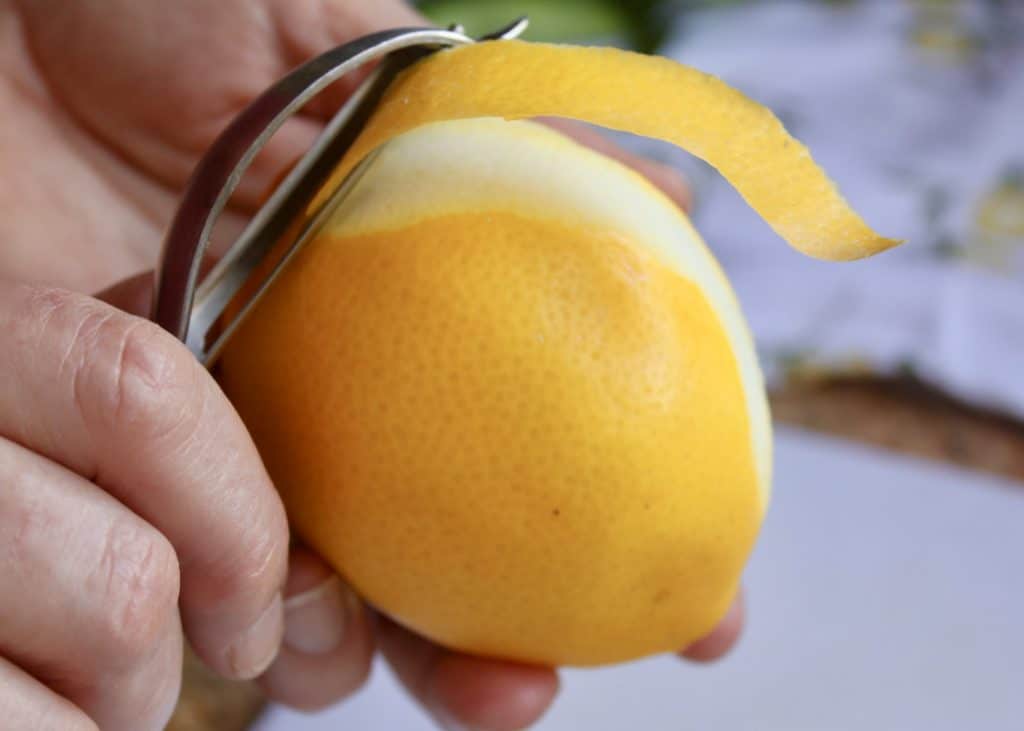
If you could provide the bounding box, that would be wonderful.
[283,575,357,655]
[227,592,284,678]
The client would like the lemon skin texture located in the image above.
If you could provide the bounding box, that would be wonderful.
[219,118,770,667]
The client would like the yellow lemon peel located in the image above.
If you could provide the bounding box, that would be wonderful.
[314,40,901,261]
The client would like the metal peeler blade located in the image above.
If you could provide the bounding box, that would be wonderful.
[152,18,529,366]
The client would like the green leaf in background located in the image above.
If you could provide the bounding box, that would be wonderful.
[417,0,673,52]
[420,0,625,41]
[418,1,850,53]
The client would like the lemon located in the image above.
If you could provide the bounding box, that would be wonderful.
[219,41,896,666]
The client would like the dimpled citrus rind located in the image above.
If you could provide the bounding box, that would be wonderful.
[323,118,771,503]
[221,118,765,665]
[223,214,759,665]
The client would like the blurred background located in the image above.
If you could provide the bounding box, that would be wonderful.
[179,2,1024,729]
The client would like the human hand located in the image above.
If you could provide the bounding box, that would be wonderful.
[1,1,742,729]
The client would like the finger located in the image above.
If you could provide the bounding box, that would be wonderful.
[233,1,433,208]
[0,282,289,680]
[280,0,430,122]
[95,271,154,317]
[0,436,183,731]
[539,117,693,212]
[379,619,559,731]
[226,1,434,207]
[258,547,374,711]
[680,589,745,663]
[0,656,97,731]
[231,0,432,208]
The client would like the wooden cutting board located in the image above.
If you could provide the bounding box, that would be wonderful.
[772,376,1024,482]
[167,375,1024,730]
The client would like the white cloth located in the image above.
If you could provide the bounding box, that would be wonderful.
[631,0,1024,417]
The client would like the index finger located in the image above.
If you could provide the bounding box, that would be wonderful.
[0,281,289,679]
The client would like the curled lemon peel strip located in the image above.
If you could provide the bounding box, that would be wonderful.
[317,40,901,261]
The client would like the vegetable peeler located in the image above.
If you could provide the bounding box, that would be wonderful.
[151,18,529,366]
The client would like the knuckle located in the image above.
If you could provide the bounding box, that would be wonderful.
[75,310,202,443]
[92,518,180,664]
[6,491,55,567]
[17,284,204,447]
[106,319,199,439]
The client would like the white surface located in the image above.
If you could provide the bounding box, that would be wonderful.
[256,428,1024,731]
[651,1,1024,418]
